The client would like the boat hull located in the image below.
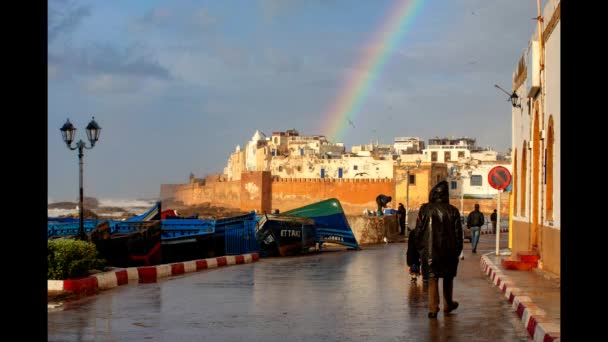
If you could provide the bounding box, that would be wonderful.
[90,220,162,267]
[282,198,360,250]
[255,214,316,257]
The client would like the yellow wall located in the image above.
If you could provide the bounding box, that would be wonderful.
[541,225,560,276]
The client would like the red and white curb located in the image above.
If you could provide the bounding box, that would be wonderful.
[481,255,560,342]
[49,253,260,300]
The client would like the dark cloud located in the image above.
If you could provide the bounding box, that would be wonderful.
[48,0,92,42]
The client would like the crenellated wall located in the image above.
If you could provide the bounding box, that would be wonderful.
[160,171,509,218]
[271,177,394,215]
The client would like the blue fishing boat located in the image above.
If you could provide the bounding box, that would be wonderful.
[160,218,216,262]
[47,218,106,239]
[212,211,258,256]
[90,220,162,267]
[281,198,360,250]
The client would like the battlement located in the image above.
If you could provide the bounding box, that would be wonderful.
[271,177,393,183]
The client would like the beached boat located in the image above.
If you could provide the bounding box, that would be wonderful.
[47,218,106,239]
[213,211,258,256]
[255,214,316,256]
[124,200,162,221]
[160,218,216,262]
[48,201,262,264]
[282,198,360,250]
[90,220,162,267]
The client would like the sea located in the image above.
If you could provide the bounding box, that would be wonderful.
[47,198,159,218]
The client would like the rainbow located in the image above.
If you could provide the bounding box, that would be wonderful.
[320,0,424,142]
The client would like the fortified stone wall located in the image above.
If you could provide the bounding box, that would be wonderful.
[270,178,394,215]
[159,180,241,209]
[160,173,510,218]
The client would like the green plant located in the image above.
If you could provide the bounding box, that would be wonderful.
[47,239,106,280]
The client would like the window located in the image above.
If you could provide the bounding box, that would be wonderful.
[278,166,283,172]
[274,137,278,144]
[444,151,451,162]
[458,151,465,159]
[450,181,457,189]
[470,175,482,186]
[409,174,416,185]
[354,165,358,170]
[431,151,438,162]
[297,166,301,172]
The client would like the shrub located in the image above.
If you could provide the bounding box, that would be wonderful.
[48,239,106,280]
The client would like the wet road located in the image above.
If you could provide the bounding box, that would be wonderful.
[48,234,531,341]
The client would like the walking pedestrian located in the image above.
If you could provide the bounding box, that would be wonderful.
[490,209,497,234]
[406,227,421,282]
[397,203,406,235]
[466,204,485,253]
[413,181,463,318]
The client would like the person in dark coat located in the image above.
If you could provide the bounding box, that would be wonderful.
[397,203,406,235]
[406,227,421,282]
[413,180,463,318]
[467,203,485,253]
[375,194,392,216]
[490,209,497,234]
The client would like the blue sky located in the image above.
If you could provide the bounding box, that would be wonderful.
[48,0,542,202]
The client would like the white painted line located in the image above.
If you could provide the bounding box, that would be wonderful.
[94,272,118,290]
[126,268,139,281]
[156,264,171,279]
[244,254,252,263]
[207,258,218,268]
[183,260,197,273]
[48,280,64,292]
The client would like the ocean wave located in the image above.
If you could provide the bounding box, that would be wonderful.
[48,198,158,217]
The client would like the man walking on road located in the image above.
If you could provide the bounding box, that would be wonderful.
[413,181,463,318]
[467,204,484,253]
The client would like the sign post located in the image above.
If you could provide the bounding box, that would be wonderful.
[488,166,512,256]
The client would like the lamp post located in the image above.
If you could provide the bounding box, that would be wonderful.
[494,84,521,108]
[405,158,421,231]
[60,117,102,241]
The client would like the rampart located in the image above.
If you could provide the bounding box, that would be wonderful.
[161,174,394,216]
[271,177,394,215]
[160,171,508,217]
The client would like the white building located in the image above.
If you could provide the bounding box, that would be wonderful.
[394,137,424,154]
[510,0,560,275]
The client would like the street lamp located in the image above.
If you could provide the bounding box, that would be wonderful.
[60,117,102,241]
[494,84,521,108]
[405,158,421,231]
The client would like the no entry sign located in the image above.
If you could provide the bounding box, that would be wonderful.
[488,166,511,190]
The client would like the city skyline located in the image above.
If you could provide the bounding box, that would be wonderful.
[48,0,541,201]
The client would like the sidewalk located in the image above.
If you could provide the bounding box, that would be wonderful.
[481,251,560,341]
